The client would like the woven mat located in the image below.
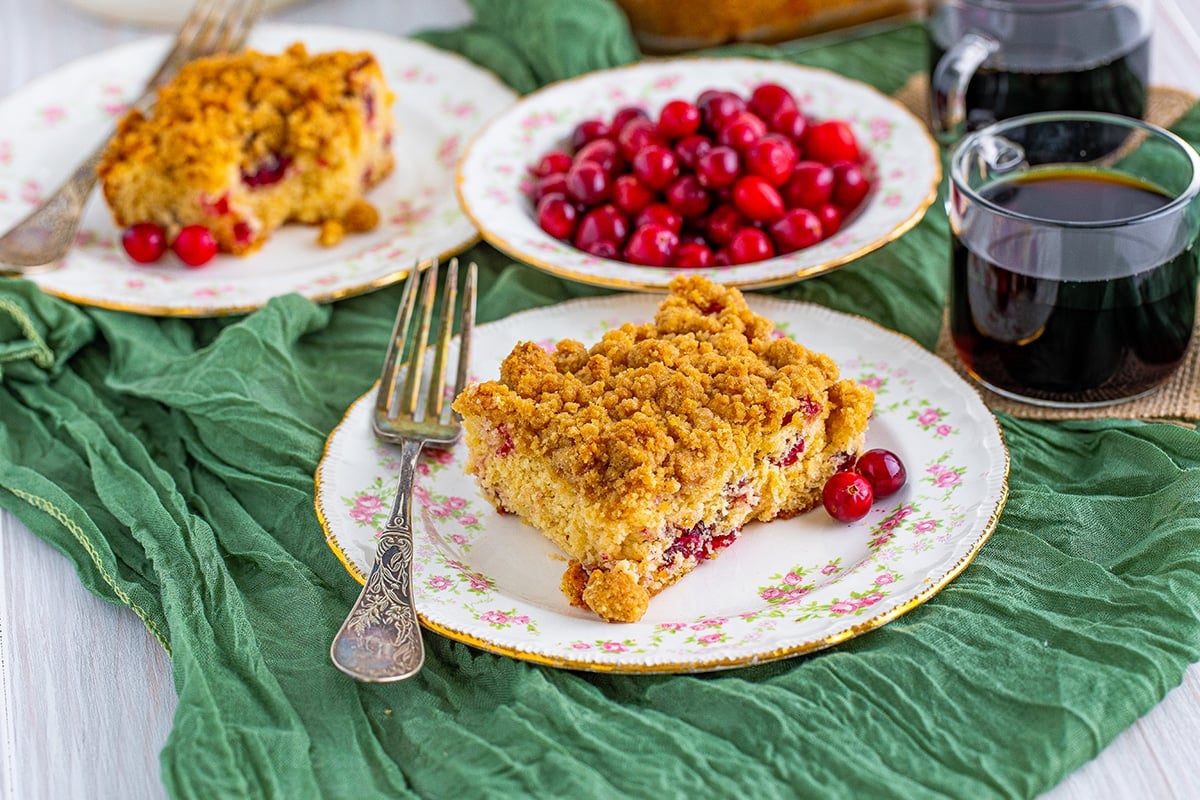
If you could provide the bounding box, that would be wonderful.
[892,75,1200,423]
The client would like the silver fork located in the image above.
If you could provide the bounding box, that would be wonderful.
[331,258,478,682]
[0,0,264,273]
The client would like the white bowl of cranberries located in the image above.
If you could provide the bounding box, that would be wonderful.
[457,59,940,290]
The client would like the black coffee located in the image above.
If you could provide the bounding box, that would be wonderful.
[929,4,1150,131]
[950,169,1198,404]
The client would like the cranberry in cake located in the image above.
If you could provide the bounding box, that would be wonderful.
[97,42,394,258]
[452,276,875,623]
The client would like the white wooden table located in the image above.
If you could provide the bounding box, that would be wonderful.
[2,1,1199,797]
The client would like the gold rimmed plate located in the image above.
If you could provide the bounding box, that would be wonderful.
[314,293,1008,673]
[0,25,517,316]
[455,58,941,292]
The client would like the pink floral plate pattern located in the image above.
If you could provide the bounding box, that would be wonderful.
[0,25,516,316]
[314,294,1009,673]
[456,59,941,291]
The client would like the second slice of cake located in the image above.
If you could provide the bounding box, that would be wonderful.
[98,42,395,256]
[452,276,874,623]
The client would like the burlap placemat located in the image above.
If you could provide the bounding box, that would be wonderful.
[893,75,1200,423]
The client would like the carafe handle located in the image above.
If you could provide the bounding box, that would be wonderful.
[930,31,1000,143]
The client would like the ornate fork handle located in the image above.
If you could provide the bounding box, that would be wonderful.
[331,438,426,682]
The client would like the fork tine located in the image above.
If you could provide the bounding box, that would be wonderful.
[209,0,264,55]
[376,262,423,421]
[400,261,440,416]
[453,262,478,421]
[144,0,224,90]
[425,258,459,423]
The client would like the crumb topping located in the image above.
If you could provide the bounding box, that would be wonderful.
[100,43,389,189]
[455,276,853,512]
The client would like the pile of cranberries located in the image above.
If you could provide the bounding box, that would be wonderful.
[122,222,218,268]
[822,448,907,523]
[527,83,871,268]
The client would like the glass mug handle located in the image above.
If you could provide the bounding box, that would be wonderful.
[930,31,1000,143]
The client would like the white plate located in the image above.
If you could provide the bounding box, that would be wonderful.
[0,24,517,316]
[315,294,1009,673]
[456,59,941,292]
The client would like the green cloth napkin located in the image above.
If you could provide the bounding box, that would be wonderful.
[3,1,1200,797]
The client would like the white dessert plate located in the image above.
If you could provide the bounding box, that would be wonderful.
[0,24,516,316]
[456,59,941,291]
[315,293,1009,673]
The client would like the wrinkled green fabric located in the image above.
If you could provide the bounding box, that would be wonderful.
[2,2,1200,798]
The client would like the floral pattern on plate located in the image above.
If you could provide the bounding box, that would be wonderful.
[314,294,1009,673]
[0,25,516,316]
[456,59,941,291]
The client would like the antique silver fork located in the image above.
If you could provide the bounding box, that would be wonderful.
[331,258,477,682]
[0,0,264,273]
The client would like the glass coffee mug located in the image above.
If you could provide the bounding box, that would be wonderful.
[947,112,1200,407]
[928,0,1153,141]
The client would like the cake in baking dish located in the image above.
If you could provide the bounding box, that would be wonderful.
[452,275,875,623]
[97,42,394,255]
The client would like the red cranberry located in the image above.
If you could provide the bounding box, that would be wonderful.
[611,174,656,216]
[232,220,254,246]
[672,241,715,268]
[856,449,907,498]
[728,227,775,264]
[657,99,702,139]
[717,111,768,152]
[694,145,741,189]
[745,134,799,187]
[782,161,835,210]
[832,161,871,209]
[565,161,610,206]
[698,90,746,131]
[531,150,572,177]
[575,138,625,176]
[803,120,862,164]
[635,203,684,235]
[664,175,710,218]
[533,172,569,203]
[748,83,798,121]
[536,194,579,240]
[817,203,845,235]
[705,204,744,247]
[495,423,515,456]
[581,239,621,259]
[674,134,713,169]
[774,437,806,467]
[121,222,167,264]
[624,223,679,266]
[770,107,809,142]
[631,144,680,190]
[570,118,611,151]
[574,204,629,251]
[241,152,291,187]
[822,471,874,522]
[611,106,649,133]
[201,193,230,216]
[732,175,785,223]
[617,118,665,159]
[768,208,824,253]
[172,225,218,267]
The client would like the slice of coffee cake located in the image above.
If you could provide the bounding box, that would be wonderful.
[453,276,874,622]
